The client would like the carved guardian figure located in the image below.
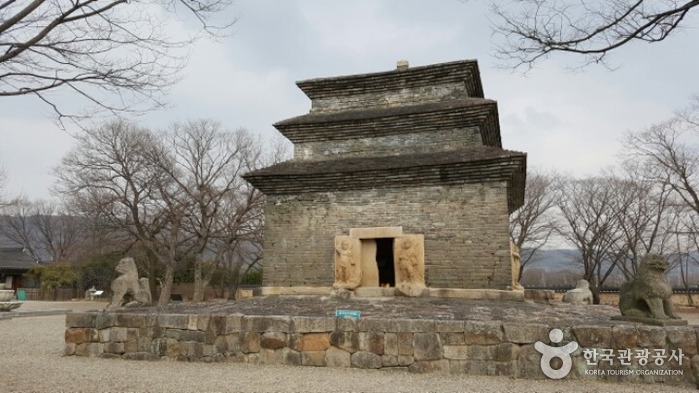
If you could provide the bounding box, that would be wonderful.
[333,237,361,290]
[395,235,426,297]
[619,254,679,319]
[562,279,593,305]
[107,257,152,309]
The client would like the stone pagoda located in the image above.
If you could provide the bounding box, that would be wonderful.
[244,59,526,294]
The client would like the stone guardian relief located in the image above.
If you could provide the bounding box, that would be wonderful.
[332,236,362,290]
[395,235,426,297]
[332,229,427,297]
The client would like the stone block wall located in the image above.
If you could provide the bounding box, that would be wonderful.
[65,312,697,387]
[261,182,512,289]
[294,126,482,161]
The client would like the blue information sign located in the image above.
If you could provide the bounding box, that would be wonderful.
[335,310,361,319]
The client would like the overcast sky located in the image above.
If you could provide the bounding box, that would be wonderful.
[1,0,698,201]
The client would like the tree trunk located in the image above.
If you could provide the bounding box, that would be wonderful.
[192,261,205,302]
[158,264,175,306]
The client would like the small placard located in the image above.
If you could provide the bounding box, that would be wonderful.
[335,310,361,320]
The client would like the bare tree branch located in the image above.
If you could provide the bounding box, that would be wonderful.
[0,0,235,125]
[491,0,699,70]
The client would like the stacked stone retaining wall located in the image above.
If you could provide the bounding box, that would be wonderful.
[66,312,697,387]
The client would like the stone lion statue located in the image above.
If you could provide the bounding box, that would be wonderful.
[562,279,593,305]
[619,254,679,319]
[107,257,152,309]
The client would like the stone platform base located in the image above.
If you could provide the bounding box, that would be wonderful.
[253,286,524,301]
[611,315,689,326]
[65,296,696,388]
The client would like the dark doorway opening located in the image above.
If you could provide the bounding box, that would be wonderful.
[375,238,395,287]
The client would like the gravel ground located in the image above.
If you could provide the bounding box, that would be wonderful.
[0,301,696,393]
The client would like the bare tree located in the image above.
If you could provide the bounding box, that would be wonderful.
[625,102,699,217]
[54,120,184,305]
[605,166,675,280]
[0,198,84,262]
[491,0,699,69]
[0,166,7,208]
[54,119,277,304]
[0,0,234,124]
[152,120,269,302]
[509,169,559,281]
[557,176,623,302]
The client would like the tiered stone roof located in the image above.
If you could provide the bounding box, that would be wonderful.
[244,60,526,213]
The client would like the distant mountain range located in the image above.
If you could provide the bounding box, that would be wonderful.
[521,249,699,289]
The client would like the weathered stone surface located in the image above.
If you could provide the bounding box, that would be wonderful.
[261,332,286,350]
[64,343,76,356]
[301,333,330,352]
[115,314,151,328]
[164,329,205,342]
[413,332,442,361]
[65,313,97,328]
[260,348,301,366]
[224,314,243,333]
[398,355,414,366]
[99,353,121,359]
[213,336,228,354]
[336,318,358,332]
[515,344,548,379]
[384,333,398,356]
[158,314,189,330]
[287,333,303,352]
[65,328,89,344]
[573,326,612,347]
[291,316,335,332]
[224,333,241,353]
[109,327,128,342]
[104,342,124,354]
[301,351,327,367]
[463,321,503,345]
[207,316,226,335]
[449,359,514,376]
[242,315,292,332]
[330,331,358,353]
[246,353,260,365]
[440,332,465,345]
[612,325,638,348]
[358,332,384,355]
[465,343,520,362]
[665,327,697,356]
[397,332,414,356]
[409,360,449,374]
[502,323,548,344]
[95,313,116,330]
[351,351,382,369]
[382,355,398,367]
[124,340,138,353]
[325,346,351,367]
[183,342,204,358]
[443,345,469,360]
[241,332,261,353]
[637,326,667,347]
[435,320,464,333]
